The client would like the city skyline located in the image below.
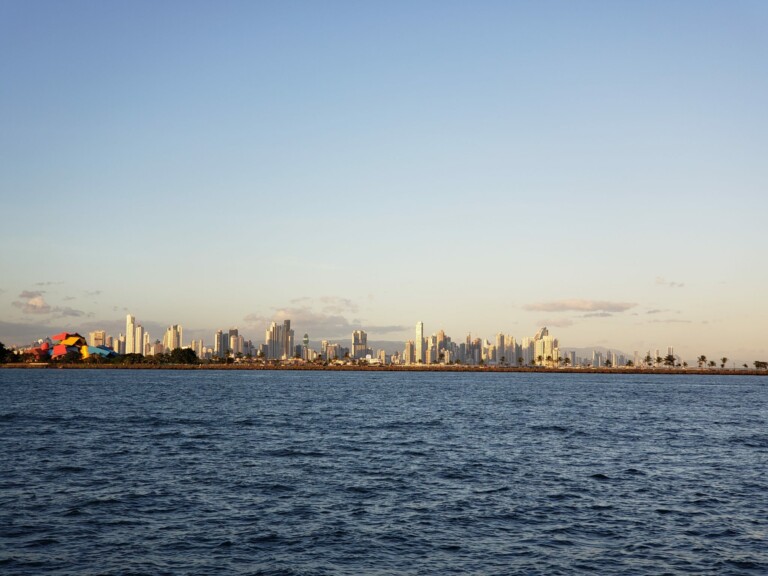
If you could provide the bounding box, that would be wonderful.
[4,312,756,369]
[1,2,766,363]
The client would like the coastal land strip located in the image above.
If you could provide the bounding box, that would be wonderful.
[2,363,766,376]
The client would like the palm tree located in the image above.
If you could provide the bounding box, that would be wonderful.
[563,357,571,367]
[537,355,544,367]
[545,355,553,368]
[720,357,728,369]
[517,356,525,367]
[708,360,716,369]
[698,355,707,369]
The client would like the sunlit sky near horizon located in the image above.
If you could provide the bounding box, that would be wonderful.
[1,1,767,363]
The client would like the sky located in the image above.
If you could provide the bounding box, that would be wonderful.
[1,1,767,364]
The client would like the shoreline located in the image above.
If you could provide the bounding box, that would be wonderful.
[1,363,766,376]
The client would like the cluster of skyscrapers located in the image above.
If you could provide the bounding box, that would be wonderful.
[81,314,565,366]
[401,323,560,366]
[69,314,679,368]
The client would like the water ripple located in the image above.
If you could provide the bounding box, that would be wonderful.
[1,369,767,574]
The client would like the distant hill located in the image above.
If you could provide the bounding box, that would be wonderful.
[367,340,406,355]
[562,346,635,361]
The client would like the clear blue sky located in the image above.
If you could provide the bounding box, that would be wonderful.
[1,1,766,363]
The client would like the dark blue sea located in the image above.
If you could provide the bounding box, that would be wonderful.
[1,369,767,575]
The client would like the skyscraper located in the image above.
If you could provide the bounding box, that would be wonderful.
[89,330,106,347]
[352,330,368,359]
[415,322,424,364]
[135,324,145,356]
[282,320,294,359]
[265,320,294,360]
[163,325,183,351]
[125,315,136,354]
[495,333,505,364]
[214,330,225,358]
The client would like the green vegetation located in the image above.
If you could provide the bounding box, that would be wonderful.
[0,342,14,363]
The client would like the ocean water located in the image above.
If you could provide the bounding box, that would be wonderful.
[0,369,766,575]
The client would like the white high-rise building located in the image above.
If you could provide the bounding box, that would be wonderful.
[495,333,505,364]
[403,340,415,365]
[214,330,225,358]
[143,331,150,356]
[126,315,136,354]
[265,320,294,360]
[116,333,126,355]
[135,325,145,356]
[415,322,424,364]
[89,330,106,347]
[163,325,183,351]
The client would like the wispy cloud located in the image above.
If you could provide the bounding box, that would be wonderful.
[19,290,45,299]
[85,290,102,297]
[13,295,51,315]
[13,290,90,318]
[583,312,613,318]
[525,299,636,313]
[649,319,692,324]
[291,296,360,315]
[246,298,405,338]
[51,306,90,319]
[537,318,575,328]
[34,281,64,287]
[656,277,685,288]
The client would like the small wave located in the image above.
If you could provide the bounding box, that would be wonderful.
[530,424,571,434]
[54,465,86,473]
[263,483,294,493]
[346,485,373,494]
[655,508,685,515]
[727,558,765,570]
[248,532,281,544]
[264,448,326,458]
[474,486,511,494]
[82,496,122,507]
[152,431,182,438]
[706,528,740,538]
[370,419,444,430]
[22,538,59,548]
[547,492,581,501]
[234,418,257,426]
[623,468,646,476]
[590,473,611,481]
[729,434,768,448]
[439,469,473,480]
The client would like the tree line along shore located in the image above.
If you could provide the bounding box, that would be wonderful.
[1,363,767,376]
